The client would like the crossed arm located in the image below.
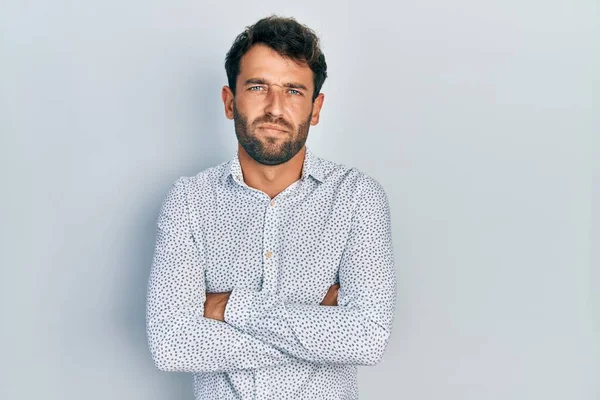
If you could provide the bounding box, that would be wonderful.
[146,176,396,373]
[203,283,340,321]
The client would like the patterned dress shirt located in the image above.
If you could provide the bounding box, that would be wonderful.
[146,146,397,399]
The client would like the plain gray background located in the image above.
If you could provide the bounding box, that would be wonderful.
[1,1,598,399]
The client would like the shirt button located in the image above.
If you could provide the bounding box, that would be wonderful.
[265,250,273,259]
[270,200,275,206]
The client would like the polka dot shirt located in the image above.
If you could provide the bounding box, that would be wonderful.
[146,146,397,399]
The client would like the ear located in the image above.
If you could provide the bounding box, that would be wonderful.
[310,92,325,126]
[221,86,234,120]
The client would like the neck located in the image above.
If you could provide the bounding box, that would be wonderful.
[237,144,306,199]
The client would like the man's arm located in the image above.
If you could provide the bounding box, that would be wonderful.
[204,283,339,321]
[146,177,303,373]
[223,175,397,366]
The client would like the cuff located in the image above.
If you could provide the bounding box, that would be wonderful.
[224,287,260,332]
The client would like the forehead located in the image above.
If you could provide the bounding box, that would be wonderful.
[238,44,314,89]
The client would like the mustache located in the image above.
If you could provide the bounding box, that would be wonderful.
[252,115,293,131]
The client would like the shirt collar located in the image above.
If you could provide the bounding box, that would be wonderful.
[221,146,325,185]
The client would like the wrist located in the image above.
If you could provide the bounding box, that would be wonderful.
[204,292,231,321]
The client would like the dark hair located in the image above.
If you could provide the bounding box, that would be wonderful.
[225,15,328,101]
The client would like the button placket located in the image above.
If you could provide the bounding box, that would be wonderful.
[262,197,280,294]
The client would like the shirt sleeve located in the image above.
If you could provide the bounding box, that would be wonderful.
[146,177,303,373]
[224,175,397,366]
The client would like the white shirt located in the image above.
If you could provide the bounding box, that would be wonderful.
[146,146,397,399]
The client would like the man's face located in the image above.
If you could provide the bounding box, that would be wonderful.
[222,44,324,165]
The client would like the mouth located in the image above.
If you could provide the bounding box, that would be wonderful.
[257,124,288,133]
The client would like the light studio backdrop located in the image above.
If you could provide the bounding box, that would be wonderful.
[0,1,598,399]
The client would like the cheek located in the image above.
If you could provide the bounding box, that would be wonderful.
[242,108,263,126]
[288,103,312,122]
[237,97,261,114]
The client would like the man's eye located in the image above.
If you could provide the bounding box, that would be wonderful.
[288,89,302,96]
[249,86,265,91]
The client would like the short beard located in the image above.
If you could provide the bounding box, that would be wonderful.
[233,100,312,166]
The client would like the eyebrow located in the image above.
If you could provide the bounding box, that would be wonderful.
[243,78,309,91]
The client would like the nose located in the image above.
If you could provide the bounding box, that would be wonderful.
[263,86,285,118]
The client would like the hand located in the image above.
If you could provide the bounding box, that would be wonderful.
[204,292,231,321]
[320,283,340,306]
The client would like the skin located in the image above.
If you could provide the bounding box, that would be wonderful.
[204,43,338,321]
[205,284,339,322]
[221,43,325,199]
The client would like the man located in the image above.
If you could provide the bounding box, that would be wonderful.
[146,15,396,400]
